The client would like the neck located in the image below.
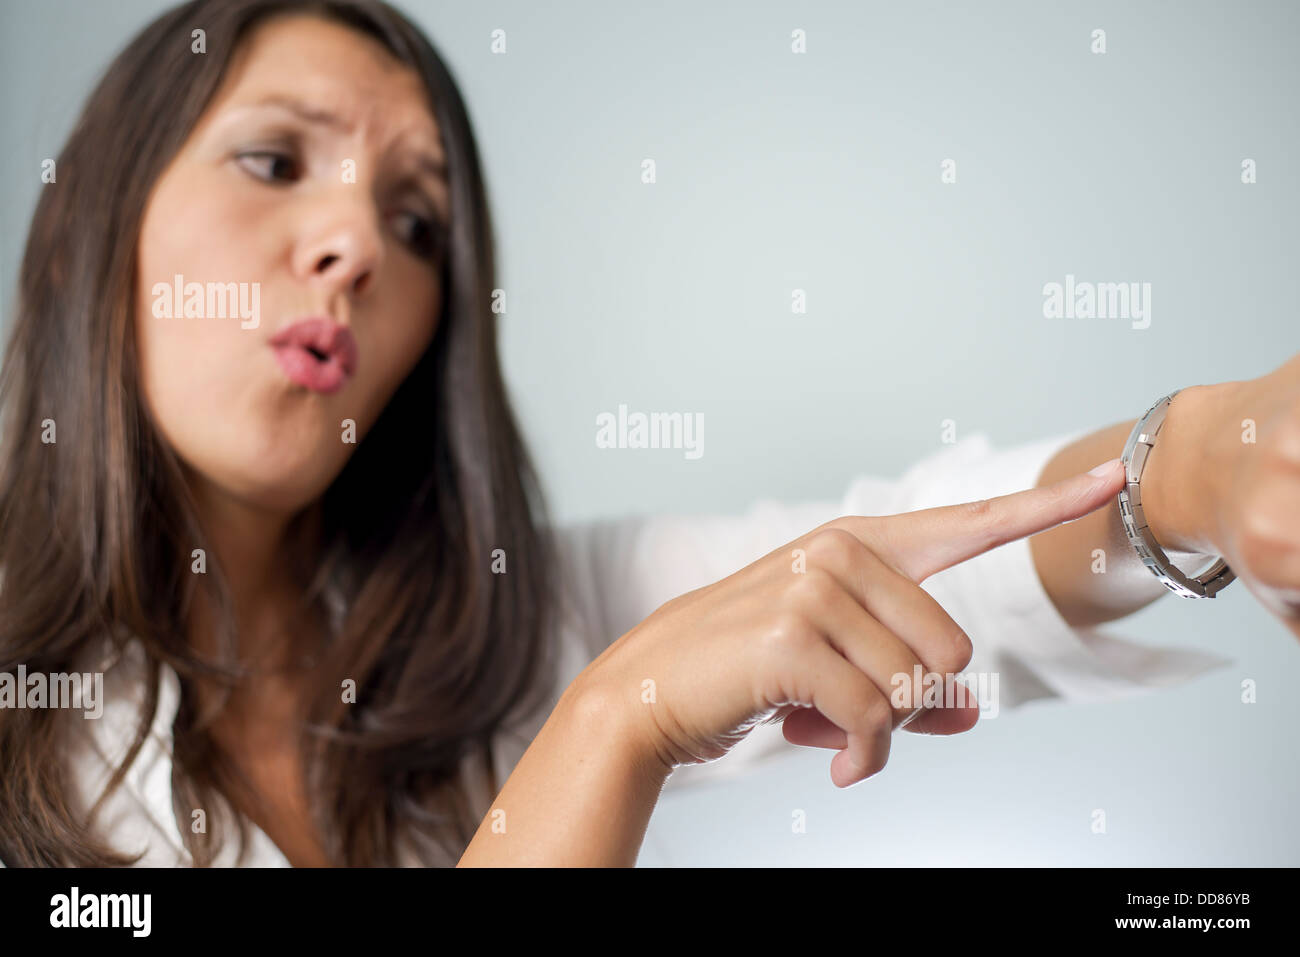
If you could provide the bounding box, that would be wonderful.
[182,471,327,720]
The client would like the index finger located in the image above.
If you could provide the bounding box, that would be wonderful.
[832,458,1126,583]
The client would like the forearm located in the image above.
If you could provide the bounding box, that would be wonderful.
[1029,383,1232,628]
[457,680,671,867]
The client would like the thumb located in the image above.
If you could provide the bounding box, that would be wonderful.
[837,457,1126,583]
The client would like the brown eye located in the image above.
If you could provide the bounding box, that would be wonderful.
[236,150,300,183]
[392,209,447,262]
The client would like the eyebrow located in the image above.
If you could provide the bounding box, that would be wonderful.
[242,93,449,180]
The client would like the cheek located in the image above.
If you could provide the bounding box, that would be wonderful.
[353,268,441,428]
[133,174,314,504]
[135,180,267,439]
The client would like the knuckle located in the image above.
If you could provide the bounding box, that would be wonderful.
[1275,409,1300,447]
[960,497,1007,542]
[1239,535,1293,589]
[764,612,819,656]
[942,627,974,673]
[863,747,890,778]
[790,566,839,606]
[861,695,893,737]
[913,615,973,674]
[857,725,891,776]
[1238,505,1283,560]
[806,526,861,568]
[836,514,889,555]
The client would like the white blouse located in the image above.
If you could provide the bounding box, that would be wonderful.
[17,429,1232,866]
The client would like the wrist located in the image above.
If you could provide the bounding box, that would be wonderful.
[559,672,675,785]
[458,675,671,867]
[1138,382,1234,557]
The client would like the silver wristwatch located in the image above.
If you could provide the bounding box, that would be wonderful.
[1117,390,1235,598]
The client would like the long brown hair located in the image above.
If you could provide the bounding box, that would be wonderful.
[0,0,559,866]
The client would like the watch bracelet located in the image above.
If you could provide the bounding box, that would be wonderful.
[1116,389,1235,598]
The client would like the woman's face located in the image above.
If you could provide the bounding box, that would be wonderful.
[135,14,449,513]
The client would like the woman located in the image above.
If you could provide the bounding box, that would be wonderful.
[1,0,1297,867]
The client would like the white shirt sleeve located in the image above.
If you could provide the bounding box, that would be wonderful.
[548,430,1233,791]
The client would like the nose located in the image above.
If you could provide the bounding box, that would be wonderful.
[292,190,384,299]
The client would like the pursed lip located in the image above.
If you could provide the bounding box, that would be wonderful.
[268,317,359,394]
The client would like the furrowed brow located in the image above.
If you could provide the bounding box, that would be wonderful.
[249,94,352,131]
[417,152,448,181]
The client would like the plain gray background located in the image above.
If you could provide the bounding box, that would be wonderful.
[2,0,1297,865]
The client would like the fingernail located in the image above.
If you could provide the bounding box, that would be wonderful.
[1087,457,1122,479]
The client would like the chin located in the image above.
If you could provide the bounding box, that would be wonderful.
[215,478,331,516]
[246,459,344,511]
[195,451,345,514]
